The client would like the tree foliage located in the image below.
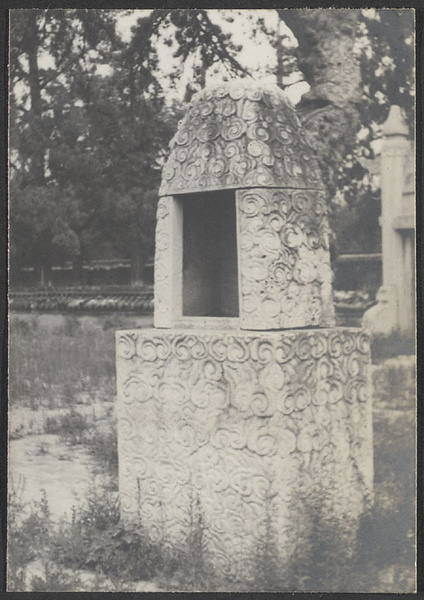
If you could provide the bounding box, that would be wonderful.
[10,9,178,284]
[9,9,414,285]
[332,9,413,256]
[271,9,413,257]
[358,9,414,142]
[9,9,250,284]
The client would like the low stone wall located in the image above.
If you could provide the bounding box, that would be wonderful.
[116,327,373,584]
[9,287,154,312]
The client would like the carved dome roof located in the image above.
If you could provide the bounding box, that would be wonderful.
[159,81,324,196]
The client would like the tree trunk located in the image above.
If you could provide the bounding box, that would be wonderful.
[280,10,361,106]
[278,9,362,194]
[25,12,45,185]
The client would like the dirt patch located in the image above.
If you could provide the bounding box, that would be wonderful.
[9,434,109,523]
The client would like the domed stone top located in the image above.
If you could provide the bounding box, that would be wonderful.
[159,81,324,196]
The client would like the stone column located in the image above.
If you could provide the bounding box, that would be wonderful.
[363,105,414,336]
[381,106,409,327]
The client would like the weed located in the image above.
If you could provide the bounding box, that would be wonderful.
[29,560,83,592]
[59,382,78,407]
[161,493,215,591]
[82,523,164,582]
[7,486,85,592]
[52,486,165,583]
[372,360,416,408]
[35,441,50,455]
[44,406,118,480]
[83,425,118,481]
[250,486,353,592]
[351,407,416,592]
[44,415,60,435]
[45,406,90,445]
[9,421,26,441]
[8,480,118,591]
[60,315,81,338]
[252,488,285,592]
[8,485,51,590]
[295,498,357,591]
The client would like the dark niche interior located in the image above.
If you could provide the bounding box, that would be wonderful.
[181,191,239,318]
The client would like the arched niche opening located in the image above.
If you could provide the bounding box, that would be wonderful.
[180,190,239,318]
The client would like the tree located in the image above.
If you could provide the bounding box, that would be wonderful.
[9,178,80,285]
[268,9,413,256]
[275,10,362,194]
[10,10,119,284]
[9,9,178,285]
[330,9,414,256]
[10,9,414,286]
[10,9,248,286]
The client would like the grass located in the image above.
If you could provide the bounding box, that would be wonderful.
[45,406,118,481]
[7,311,416,592]
[9,314,116,410]
[370,331,416,362]
[9,312,152,409]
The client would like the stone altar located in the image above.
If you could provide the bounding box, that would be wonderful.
[116,82,373,586]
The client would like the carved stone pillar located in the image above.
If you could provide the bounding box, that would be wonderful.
[363,105,415,336]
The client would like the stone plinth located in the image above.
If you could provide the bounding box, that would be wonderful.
[116,327,373,583]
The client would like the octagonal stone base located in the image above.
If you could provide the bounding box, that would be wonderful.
[116,328,373,585]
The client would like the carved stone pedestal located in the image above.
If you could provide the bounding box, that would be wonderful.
[116,81,373,587]
[116,327,373,584]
